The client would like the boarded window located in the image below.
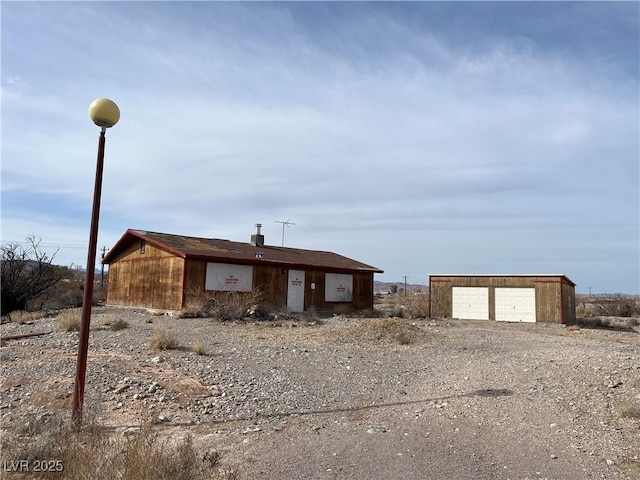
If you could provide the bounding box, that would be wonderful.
[325,273,353,302]
[205,263,253,292]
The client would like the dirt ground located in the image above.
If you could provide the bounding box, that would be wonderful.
[1,308,639,479]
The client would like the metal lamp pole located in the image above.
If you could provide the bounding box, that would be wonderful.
[72,98,120,425]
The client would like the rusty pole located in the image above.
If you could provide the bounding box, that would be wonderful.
[72,127,106,426]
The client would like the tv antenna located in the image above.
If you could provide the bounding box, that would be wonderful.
[274,220,296,247]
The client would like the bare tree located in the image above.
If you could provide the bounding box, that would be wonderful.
[1,236,62,315]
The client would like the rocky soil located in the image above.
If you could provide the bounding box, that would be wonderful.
[1,307,639,479]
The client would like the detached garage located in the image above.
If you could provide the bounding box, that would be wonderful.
[429,274,576,324]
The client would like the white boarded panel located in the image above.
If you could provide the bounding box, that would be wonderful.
[325,273,353,302]
[205,263,253,292]
[495,288,536,322]
[287,270,305,312]
[452,287,489,320]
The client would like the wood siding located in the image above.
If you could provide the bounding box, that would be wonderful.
[106,242,185,310]
[180,260,374,313]
[429,276,575,324]
[562,281,576,324]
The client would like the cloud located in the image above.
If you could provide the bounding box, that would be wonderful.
[1,2,638,292]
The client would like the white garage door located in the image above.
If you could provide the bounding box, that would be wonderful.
[495,288,536,323]
[452,287,489,320]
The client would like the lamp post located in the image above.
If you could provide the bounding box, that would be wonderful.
[72,97,120,425]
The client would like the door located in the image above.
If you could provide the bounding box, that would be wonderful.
[452,287,489,320]
[287,270,305,312]
[495,288,536,322]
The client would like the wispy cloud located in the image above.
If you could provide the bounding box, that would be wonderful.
[2,2,638,292]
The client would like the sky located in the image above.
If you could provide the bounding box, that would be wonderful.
[1,1,638,294]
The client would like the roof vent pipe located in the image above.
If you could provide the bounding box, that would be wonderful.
[251,223,264,247]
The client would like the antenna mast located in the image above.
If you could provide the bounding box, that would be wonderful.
[274,220,296,247]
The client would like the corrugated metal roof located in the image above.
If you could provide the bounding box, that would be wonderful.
[104,229,384,273]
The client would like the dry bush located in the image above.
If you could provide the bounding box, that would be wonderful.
[57,309,81,332]
[109,319,129,331]
[403,294,429,319]
[150,328,178,351]
[591,294,640,317]
[576,303,594,318]
[174,307,207,319]
[101,315,129,331]
[193,338,206,355]
[211,289,265,321]
[1,417,235,480]
[181,286,213,318]
[9,310,44,324]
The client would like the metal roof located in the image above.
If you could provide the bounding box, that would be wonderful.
[429,274,576,286]
[103,229,383,273]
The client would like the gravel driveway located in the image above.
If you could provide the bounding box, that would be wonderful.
[1,307,639,479]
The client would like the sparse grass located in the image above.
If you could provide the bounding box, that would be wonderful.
[565,324,580,332]
[150,328,178,351]
[193,338,206,355]
[174,307,207,319]
[9,310,45,324]
[57,308,81,332]
[101,315,129,331]
[1,416,237,480]
[109,319,129,331]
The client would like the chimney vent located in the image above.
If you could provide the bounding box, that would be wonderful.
[251,223,264,247]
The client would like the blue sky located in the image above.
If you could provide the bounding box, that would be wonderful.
[2,1,638,294]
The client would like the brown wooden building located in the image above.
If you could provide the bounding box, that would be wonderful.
[103,227,383,313]
[429,274,576,324]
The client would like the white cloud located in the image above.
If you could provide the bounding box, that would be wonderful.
[2,2,638,293]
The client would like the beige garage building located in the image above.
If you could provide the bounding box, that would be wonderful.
[429,274,576,324]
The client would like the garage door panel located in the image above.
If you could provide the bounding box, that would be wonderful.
[496,288,536,322]
[452,287,489,320]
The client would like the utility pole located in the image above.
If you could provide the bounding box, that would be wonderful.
[100,246,107,286]
[403,275,409,296]
[274,220,296,247]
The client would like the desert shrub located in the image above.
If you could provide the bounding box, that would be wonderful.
[1,236,66,315]
[576,303,594,318]
[58,309,81,332]
[403,294,429,318]
[192,338,206,355]
[174,307,207,319]
[8,310,44,324]
[591,294,640,317]
[210,289,265,321]
[109,319,129,331]
[150,328,178,351]
[1,417,235,480]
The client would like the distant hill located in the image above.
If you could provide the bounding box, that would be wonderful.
[374,280,428,294]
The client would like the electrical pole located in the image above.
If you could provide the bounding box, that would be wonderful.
[100,246,107,286]
[274,220,296,247]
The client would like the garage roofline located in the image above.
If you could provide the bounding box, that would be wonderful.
[429,274,575,286]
